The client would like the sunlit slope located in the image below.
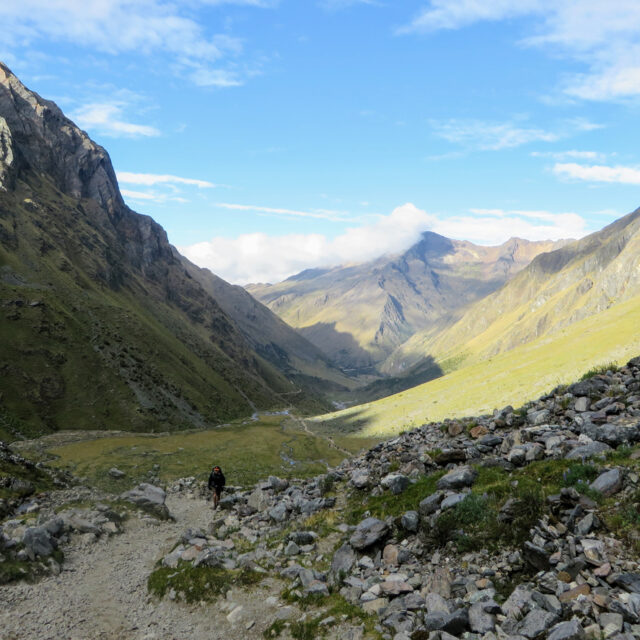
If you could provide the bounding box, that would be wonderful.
[391,208,640,373]
[313,291,640,436]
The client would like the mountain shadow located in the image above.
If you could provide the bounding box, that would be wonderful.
[353,356,444,404]
[297,322,378,374]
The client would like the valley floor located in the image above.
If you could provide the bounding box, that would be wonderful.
[0,494,282,640]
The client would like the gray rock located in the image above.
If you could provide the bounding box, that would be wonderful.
[436,466,478,490]
[331,544,356,577]
[268,502,289,523]
[22,526,55,559]
[400,510,419,532]
[565,441,612,460]
[108,467,125,478]
[518,608,559,638]
[468,601,495,633]
[528,409,551,425]
[590,468,623,496]
[419,492,443,516]
[440,493,466,510]
[120,483,170,519]
[268,476,289,492]
[614,573,640,593]
[547,619,585,640]
[574,397,590,412]
[284,541,300,556]
[349,517,389,550]
[442,608,469,635]
[424,593,450,614]
[247,489,270,511]
[351,471,370,489]
[523,541,550,570]
[380,473,410,495]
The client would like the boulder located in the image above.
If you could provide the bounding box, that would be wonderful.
[400,510,419,533]
[349,517,389,550]
[331,543,356,577]
[22,526,55,559]
[590,468,622,496]
[547,619,586,640]
[120,483,170,519]
[380,473,410,495]
[436,466,477,490]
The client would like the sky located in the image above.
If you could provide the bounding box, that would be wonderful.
[3,1,640,283]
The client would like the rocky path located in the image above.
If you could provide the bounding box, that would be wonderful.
[0,495,281,640]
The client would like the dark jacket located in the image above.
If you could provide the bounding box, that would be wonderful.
[208,469,226,491]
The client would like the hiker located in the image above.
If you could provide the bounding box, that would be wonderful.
[208,465,226,509]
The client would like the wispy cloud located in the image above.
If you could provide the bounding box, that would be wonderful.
[399,1,640,101]
[117,172,216,188]
[431,117,603,152]
[531,150,604,161]
[431,119,558,151]
[71,103,159,138]
[215,202,351,221]
[553,163,640,185]
[179,202,588,284]
[0,1,275,88]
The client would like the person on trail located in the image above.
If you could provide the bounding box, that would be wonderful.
[208,465,226,510]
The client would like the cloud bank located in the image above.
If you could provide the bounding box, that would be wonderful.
[180,203,589,284]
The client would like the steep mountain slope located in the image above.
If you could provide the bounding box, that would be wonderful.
[0,62,335,439]
[248,233,565,372]
[177,253,355,394]
[396,207,640,372]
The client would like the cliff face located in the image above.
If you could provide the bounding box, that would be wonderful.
[0,63,334,438]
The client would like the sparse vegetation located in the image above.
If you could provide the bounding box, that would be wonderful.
[147,562,263,603]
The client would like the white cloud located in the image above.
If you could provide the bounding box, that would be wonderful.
[71,103,159,138]
[399,1,640,101]
[0,0,274,88]
[121,189,160,201]
[531,150,603,161]
[117,172,216,188]
[553,162,640,185]
[215,202,351,221]
[431,119,558,151]
[179,202,587,284]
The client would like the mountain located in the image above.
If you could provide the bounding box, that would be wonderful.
[402,207,640,371]
[315,208,640,437]
[247,233,566,373]
[0,62,341,440]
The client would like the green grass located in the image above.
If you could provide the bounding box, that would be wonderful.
[40,414,348,490]
[264,592,380,639]
[313,293,640,437]
[0,455,56,500]
[580,362,619,381]
[147,562,263,603]
[344,471,445,524]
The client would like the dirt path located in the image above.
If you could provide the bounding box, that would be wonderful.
[0,495,284,640]
[289,415,352,458]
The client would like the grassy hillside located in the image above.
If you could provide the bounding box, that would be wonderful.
[392,208,640,374]
[313,292,640,437]
[15,414,378,491]
[0,174,298,441]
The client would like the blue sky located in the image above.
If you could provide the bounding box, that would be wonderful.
[3,1,640,283]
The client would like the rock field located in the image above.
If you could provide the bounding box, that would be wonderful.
[2,357,640,639]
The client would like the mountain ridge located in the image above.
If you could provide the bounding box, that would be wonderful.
[0,62,340,438]
[247,231,568,373]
